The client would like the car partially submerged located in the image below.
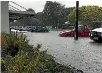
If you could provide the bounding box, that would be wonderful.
[90,27,102,42]
[59,25,90,37]
[28,26,49,32]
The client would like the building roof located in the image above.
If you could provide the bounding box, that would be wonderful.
[9,10,35,15]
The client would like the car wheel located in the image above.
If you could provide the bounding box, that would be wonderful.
[93,38,99,42]
[76,69,83,73]
[94,38,102,43]
[94,40,98,42]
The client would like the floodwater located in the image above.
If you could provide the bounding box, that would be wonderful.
[24,31,102,73]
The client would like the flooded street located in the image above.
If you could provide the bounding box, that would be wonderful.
[24,31,102,73]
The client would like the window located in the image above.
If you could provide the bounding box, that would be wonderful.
[78,25,85,31]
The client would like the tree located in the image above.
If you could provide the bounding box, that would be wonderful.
[27,8,35,13]
[42,1,65,28]
[57,7,74,27]
[42,1,73,28]
[10,17,31,26]
[68,8,76,24]
[35,12,45,25]
[29,18,41,26]
[79,6,102,24]
[68,6,102,26]
[10,17,41,26]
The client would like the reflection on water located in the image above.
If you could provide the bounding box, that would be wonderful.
[24,31,102,73]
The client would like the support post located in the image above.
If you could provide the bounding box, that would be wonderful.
[74,1,79,40]
[0,1,10,34]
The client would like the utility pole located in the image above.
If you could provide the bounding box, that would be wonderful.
[74,1,79,40]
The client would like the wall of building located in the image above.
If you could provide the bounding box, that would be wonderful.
[0,1,10,33]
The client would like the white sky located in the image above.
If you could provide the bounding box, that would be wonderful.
[9,0,102,13]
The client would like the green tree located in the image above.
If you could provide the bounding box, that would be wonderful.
[68,8,76,24]
[43,1,67,28]
[58,7,74,28]
[30,18,41,26]
[27,8,35,13]
[35,12,45,26]
[68,6,102,25]
[10,17,41,26]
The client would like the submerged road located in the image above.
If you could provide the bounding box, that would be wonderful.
[24,31,102,73]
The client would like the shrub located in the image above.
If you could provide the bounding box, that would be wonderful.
[1,60,6,71]
[1,33,70,73]
[4,44,70,73]
[1,33,32,57]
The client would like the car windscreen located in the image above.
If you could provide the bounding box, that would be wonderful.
[72,25,85,31]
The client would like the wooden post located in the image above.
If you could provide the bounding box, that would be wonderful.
[74,1,79,40]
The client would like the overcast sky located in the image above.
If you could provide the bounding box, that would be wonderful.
[9,0,102,13]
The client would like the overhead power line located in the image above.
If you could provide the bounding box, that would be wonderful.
[10,1,27,11]
[9,7,16,11]
[9,4,21,11]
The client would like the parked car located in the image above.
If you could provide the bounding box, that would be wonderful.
[90,27,102,42]
[27,26,36,31]
[59,25,90,37]
[19,27,27,31]
[30,26,49,32]
[37,26,49,32]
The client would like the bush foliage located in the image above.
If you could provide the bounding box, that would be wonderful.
[1,33,70,73]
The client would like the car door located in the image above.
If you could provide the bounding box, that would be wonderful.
[83,28,89,37]
[78,25,86,37]
[78,25,89,37]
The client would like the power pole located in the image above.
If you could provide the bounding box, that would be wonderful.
[74,1,79,40]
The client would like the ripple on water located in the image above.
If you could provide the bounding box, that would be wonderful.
[24,31,102,73]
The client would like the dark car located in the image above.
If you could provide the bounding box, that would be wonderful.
[26,26,32,31]
[90,28,102,42]
[30,26,49,32]
[26,26,36,31]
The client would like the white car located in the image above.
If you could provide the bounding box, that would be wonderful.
[90,28,102,42]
